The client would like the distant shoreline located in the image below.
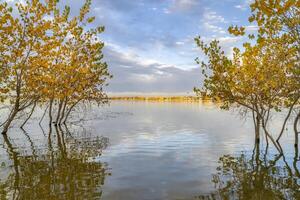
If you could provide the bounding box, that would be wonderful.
[108,96,219,102]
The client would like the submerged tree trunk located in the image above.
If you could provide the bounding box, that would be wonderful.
[253,111,260,143]
[55,100,63,126]
[277,99,299,142]
[294,111,300,148]
[2,93,21,134]
[39,104,49,126]
[2,109,19,134]
[260,115,282,153]
[20,101,37,128]
[59,98,68,125]
[63,100,81,124]
[49,99,54,125]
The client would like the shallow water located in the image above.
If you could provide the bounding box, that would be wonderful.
[0,101,299,200]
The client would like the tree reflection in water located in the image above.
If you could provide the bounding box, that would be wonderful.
[197,143,300,200]
[0,125,110,200]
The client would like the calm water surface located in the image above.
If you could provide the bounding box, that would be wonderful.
[0,101,299,199]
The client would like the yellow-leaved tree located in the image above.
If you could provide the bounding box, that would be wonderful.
[195,0,299,148]
[0,0,58,133]
[0,0,111,133]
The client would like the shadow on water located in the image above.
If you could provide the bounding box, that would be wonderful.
[196,142,300,200]
[0,125,110,200]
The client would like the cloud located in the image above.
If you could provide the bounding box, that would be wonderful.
[203,22,224,33]
[217,36,240,44]
[234,0,253,11]
[165,0,204,14]
[218,36,242,57]
[203,10,226,23]
[199,36,242,57]
[201,8,227,34]
[171,0,199,10]
[175,41,185,46]
[6,0,251,94]
[103,43,203,94]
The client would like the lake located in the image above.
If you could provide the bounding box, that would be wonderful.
[0,101,299,200]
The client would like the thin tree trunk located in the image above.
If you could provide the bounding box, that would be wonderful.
[20,101,37,128]
[277,99,298,142]
[261,117,281,153]
[49,99,54,125]
[2,88,21,134]
[2,108,19,134]
[39,104,49,126]
[59,98,68,125]
[255,113,260,143]
[293,143,300,177]
[63,100,81,124]
[252,110,257,131]
[55,100,63,126]
[294,111,300,148]
[264,128,269,146]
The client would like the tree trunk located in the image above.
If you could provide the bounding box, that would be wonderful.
[277,98,299,142]
[59,98,68,125]
[63,100,81,124]
[255,113,260,143]
[39,104,49,126]
[55,100,63,126]
[261,116,282,153]
[2,87,21,134]
[49,99,54,125]
[2,109,18,134]
[20,101,37,128]
[294,111,300,148]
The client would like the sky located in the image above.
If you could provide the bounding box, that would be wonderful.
[7,0,256,96]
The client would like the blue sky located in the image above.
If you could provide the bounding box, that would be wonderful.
[7,0,256,95]
[93,0,256,95]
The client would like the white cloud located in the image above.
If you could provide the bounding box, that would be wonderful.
[234,5,245,10]
[175,41,185,46]
[173,0,198,10]
[203,10,226,23]
[201,9,227,34]
[130,74,157,83]
[166,0,200,13]
[199,36,242,57]
[217,36,240,44]
[235,0,253,11]
[103,42,203,93]
[203,22,224,33]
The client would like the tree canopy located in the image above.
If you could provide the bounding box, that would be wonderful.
[0,0,111,133]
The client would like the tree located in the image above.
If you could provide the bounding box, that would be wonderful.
[195,38,293,148]
[229,0,300,145]
[0,0,58,133]
[0,2,14,103]
[195,0,299,148]
[48,0,111,125]
[0,0,111,133]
